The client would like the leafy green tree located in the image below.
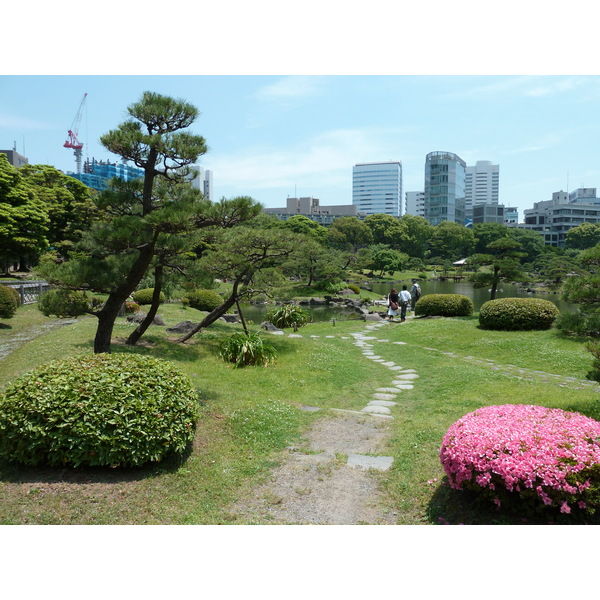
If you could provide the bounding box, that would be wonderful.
[396,214,433,259]
[37,92,209,353]
[0,154,49,273]
[364,214,403,247]
[473,222,510,254]
[369,244,409,277]
[428,221,475,261]
[282,215,327,244]
[469,237,526,300]
[565,222,600,250]
[288,236,344,286]
[326,216,373,253]
[507,228,545,263]
[531,253,582,286]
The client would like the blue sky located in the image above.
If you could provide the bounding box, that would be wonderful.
[1,74,599,218]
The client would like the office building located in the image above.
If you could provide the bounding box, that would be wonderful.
[352,162,403,216]
[424,151,466,226]
[189,165,213,201]
[69,158,144,192]
[464,160,499,218]
[264,197,364,225]
[405,191,425,218]
[0,149,28,167]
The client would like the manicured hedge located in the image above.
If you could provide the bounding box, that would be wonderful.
[479,297,559,331]
[414,293,473,317]
[440,404,600,520]
[0,285,18,319]
[132,288,166,305]
[38,288,89,318]
[0,354,200,467]
[186,288,223,312]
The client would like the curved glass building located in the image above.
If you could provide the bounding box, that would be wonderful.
[424,151,466,226]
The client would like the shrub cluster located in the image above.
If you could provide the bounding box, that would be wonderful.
[440,404,600,519]
[479,297,559,331]
[124,301,141,314]
[0,354,200,467]
[220,332,277,368]
[555,309,600,337]
[132,288,165,305]
[266,304,312,329]
[414,293,473,317]
[346,283,361,295]
[0,285,19,319]
[38,289,89,318]
[186,288,222,312]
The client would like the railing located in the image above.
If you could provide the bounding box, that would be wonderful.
[3,281,51,304]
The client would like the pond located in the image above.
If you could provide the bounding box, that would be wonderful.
[239,279,578,324]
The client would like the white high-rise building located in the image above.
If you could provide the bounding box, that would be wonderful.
[352,161,403,216]
[464,160,499,215]
[405,191,425,217]
[189,165,213,201]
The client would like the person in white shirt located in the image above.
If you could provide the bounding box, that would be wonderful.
[399,285,412,322]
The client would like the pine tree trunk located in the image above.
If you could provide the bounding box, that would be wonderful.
[126,264,163,346]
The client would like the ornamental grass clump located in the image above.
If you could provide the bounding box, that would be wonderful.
[0,354,200,468]
[414,293,473,318]
[440,404,600,519]
[266,304,312,329]
[479,297,559,331]
[219,332,277,368]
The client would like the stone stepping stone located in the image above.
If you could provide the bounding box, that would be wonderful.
[288,334,303,338]
[373,359,386,362]
[367,355,382,360]
[388,365,406,371]
[360,336,378,340]
[393,341,407,345]
[372,393,398,401]
[369,400,397,407]
[269,330,285,335]
[394,383,414,390]
[361,405,391,415]
[381,361,396,367]
[347,454,394,471]
[325,335,335,338]
[397,369,417,373]
[394,373,420,380]
[375,388,401,393]
[362,351,375,355]
[377,339,390,343]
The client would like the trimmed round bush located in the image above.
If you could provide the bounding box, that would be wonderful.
[479,297,559,331]
[440,404,600,519]
[132,288,165,305]
[186,288,222,312]
[3,285,20,306]
[0,354,200,467]
[0,285,18,319]
[414,293,473,317]
[38,288,89,318]
[346,283,361,295]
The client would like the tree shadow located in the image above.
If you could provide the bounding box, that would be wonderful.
[0,323,13,330]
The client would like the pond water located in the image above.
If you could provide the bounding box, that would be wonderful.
[239,279,577,324]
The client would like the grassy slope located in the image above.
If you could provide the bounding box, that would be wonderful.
[1,303,599,524]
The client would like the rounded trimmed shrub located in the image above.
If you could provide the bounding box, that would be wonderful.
[3,285,20,306]
[346,283,361,295]
[266,304,312,329]
[0,354,200,467]
[132,288,165,305]
[0,285,19,319]
[186,288,222,312]
[440,404,600,519]
[38,288,89,318]
[414,293,473,317]
[479,297,559,331]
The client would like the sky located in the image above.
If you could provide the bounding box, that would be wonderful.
[2,74,599,220]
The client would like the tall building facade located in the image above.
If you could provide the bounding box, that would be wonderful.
[424,151,466,226]
[189,165,213,201]
[405,191,425,217]
[68,158,143,191]
[0,149,28,168]
[464,160,499,218]
[263,197,364,225]
[352,161,403,216]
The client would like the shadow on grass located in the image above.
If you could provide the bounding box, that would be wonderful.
[0,442,195,486]
[0,323,13,330]
[427,477,600,525]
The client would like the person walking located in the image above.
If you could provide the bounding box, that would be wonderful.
[410,279,422,310]
[387,287,399,321]
[399,285,412,322]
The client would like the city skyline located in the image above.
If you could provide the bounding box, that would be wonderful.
[1,75,599,220]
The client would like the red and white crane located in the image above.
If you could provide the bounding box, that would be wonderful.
[64,93,87,174]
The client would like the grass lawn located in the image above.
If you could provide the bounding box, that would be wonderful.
[1,302,599,524]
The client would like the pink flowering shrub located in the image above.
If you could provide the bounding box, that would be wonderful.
[440,404,600,519]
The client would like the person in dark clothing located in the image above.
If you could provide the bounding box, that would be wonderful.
[387,288,399,320]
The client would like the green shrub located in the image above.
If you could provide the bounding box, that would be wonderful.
[555,309,600,337]
[3,285,20,306]
[132,288,165,305]
[220,332,277,368]
[414,293,473,317]
[228,400,300,453]
[346,283,361,294]
[314,280,344,294]
[479,297,559,331]
[266,304,312,329]
[186,288,223,312]
[38,289,89,318]
[0,354,200,468]
[0,285,18,319]
[124,301,141,314]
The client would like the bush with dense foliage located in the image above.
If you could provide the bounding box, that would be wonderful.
[555,309,600,338]
[38,288,89,318]
[479,297,559,331]
[0,285,19,319]
[124,301,141,314]
[346,283,361,294]
[0,354,200,467]
[3,285,20,306]
[132,288,166,305]
[266,304,312,329]
[220,332,277,368]
[414,293,473,317]
[228,400,300,453]
[186,288,223,312]
[440,404,600,520]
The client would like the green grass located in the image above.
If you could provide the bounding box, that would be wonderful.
[1,303,600,524]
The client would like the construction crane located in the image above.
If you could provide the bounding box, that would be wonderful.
[64,93,87,174]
